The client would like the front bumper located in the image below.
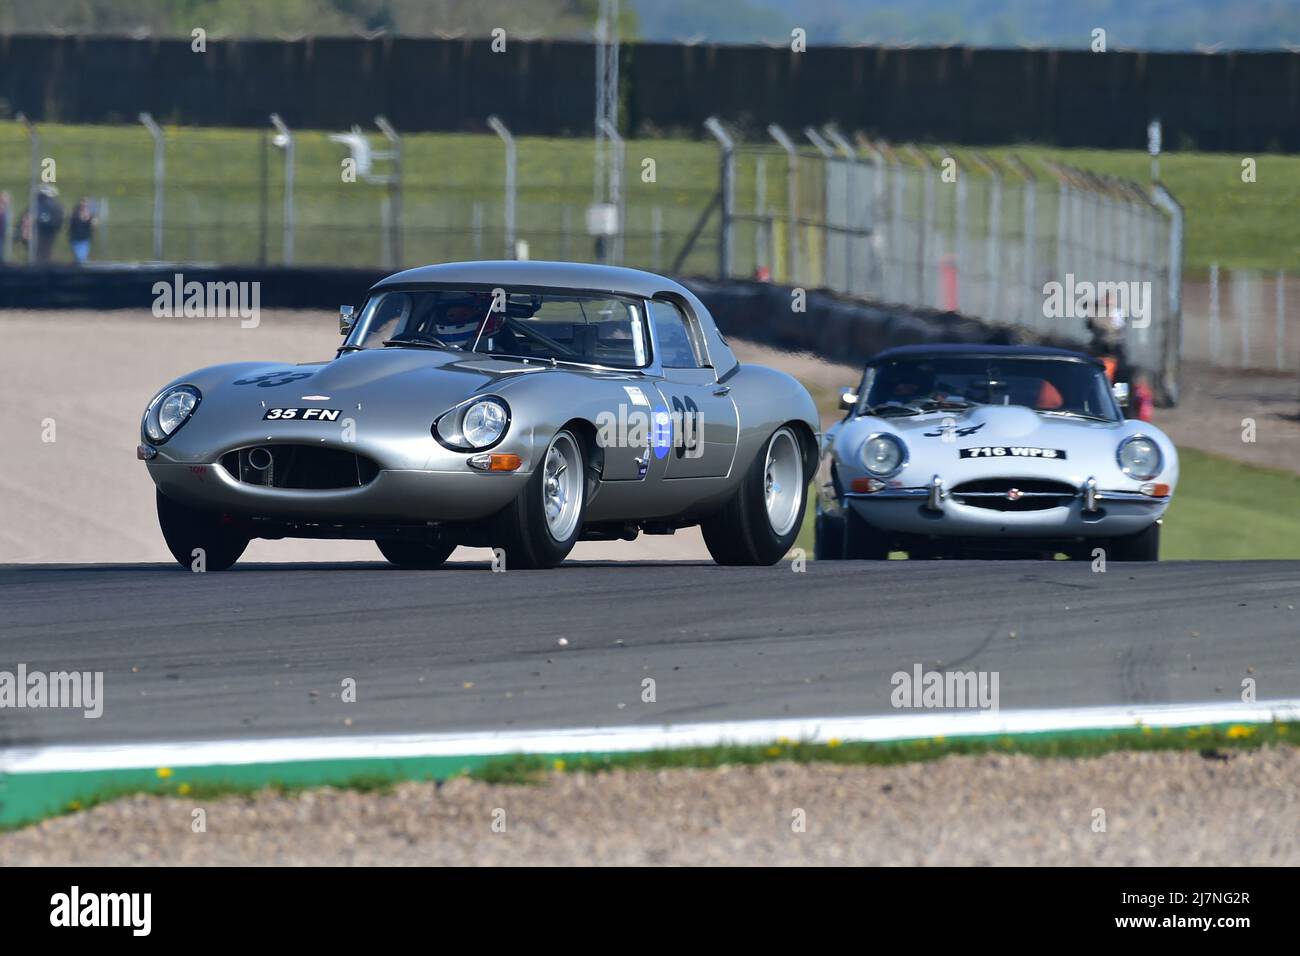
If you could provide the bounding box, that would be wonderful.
[147,459,531,523]
[842,474,1170,538]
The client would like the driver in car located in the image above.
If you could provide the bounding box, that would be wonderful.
[883,363,937,401]
[427,293,496,348]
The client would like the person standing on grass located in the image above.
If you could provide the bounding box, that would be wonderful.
[30,185,64,263]
[68,196,97,265]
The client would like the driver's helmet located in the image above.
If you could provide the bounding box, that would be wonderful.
[431,292,496,347]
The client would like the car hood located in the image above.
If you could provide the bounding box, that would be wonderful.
[146,347,552,465]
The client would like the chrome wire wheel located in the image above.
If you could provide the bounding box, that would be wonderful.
[542,431,583,542]
[763,426,802,537]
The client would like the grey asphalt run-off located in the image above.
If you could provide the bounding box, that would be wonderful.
[1,560,1297,749]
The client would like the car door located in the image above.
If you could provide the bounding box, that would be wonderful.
[648,298,738,479]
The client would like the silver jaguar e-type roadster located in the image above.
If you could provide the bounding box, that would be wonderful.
[139,261,818,570]
[815,345,1179,561]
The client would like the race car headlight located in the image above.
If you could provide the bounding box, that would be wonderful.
[1117,435,1163,480]
[434,397,511,451]
[861,433,906,477]
[143,385,201,444]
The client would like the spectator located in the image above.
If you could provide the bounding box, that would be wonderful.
[33,185,65,263]
[68,196,97,265]
[16,186,66,264]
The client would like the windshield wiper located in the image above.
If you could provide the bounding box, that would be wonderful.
[383,336,450,350]
[1039,409,1113,423]
[913,398,977,411]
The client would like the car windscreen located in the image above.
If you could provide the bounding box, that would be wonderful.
[347,289,648,369]
[861,356,1118,421]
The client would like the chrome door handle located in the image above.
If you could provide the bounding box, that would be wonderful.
[712,385,731,396]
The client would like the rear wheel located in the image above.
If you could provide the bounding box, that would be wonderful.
[376,539,456,569]
[1109,522,1160,562]
[702,425,808,566]
[156,490,249,571]
[493,428,587,569]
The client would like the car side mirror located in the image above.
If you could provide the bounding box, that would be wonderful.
[839,388,859,411]
[339,305,355,336]
[1112,382,1130,407]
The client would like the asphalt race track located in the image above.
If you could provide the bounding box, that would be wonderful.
[1,561,1297,748]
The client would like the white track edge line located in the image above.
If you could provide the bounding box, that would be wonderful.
[3,698,1298,775]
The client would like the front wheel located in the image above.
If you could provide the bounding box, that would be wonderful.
[702,425,808,566]
[492,428,588,569]
[1109,522,1160,562]
[156,490,249,571]
[813,510,845,560]
[842,506,890,560]
[377,539,456,569]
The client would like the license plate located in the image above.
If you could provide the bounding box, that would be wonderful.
[960,446,1067,460]
[263,407,342,421]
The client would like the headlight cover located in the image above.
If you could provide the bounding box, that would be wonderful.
[434,397,511,451]
[1117,435,1163,480]
[143,385,201,444]
[861,433,906,477]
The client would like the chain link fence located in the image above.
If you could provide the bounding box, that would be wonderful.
[721,135,1184,400]
[2,118,1193,398]
[1182,265,1300,372]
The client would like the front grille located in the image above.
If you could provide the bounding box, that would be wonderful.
[950,478,1076,512]
[220,445,380,490]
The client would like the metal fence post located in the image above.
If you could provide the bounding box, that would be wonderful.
[652,206,663,272]
[805,127,835,289]
[824,125,859,295]
[946,150,966,314]
[1209,262,1221,366]
[972,153,1003,320]
[704,117,735,279]
[766,123,799,284]
[269,114,295,265]
[599,118,625,265]
[1007,155,1037,331]
[375,116,402,268]
[139,112,165,261]
[486,115,517,259]
[1150,183,1183,402]
[856,134,887,295]
[1276,270,1286,372]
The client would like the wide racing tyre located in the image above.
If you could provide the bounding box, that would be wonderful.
[813,510,845,560]
[843,506,890,560]
[376,539,457,569]
[156,489,250,571]
[492,428,588,570]
[702,426,808,566]
[1109,522,1160,562]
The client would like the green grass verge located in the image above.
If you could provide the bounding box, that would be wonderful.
[5,722,1293,829]
[472,721,1298,784]
[3,123,1294,273]
[1163,447,1300,559]
[794,445,1300,560]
